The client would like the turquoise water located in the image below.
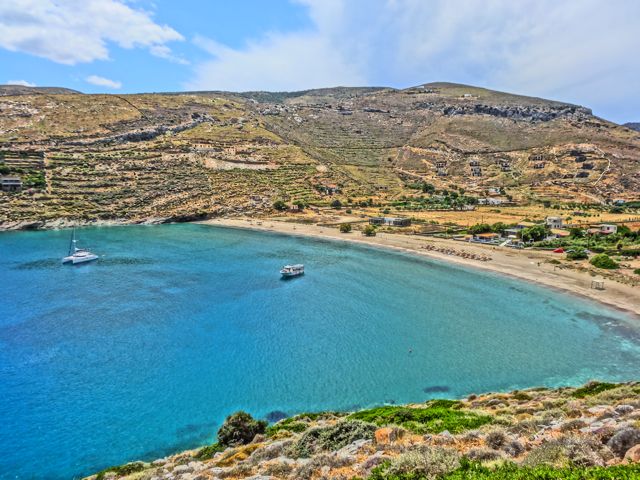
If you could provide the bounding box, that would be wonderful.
[1,224,639,479]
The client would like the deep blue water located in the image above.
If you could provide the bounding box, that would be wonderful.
[1,224,639,479]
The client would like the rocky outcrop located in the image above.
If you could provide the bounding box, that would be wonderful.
[413,101,592,122]
[83,381,640,480]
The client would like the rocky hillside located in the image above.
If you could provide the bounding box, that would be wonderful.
[85,382,640,480]
[624,123,640,133]
[1,83,639,229]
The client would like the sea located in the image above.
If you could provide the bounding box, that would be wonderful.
[1,224,639,479]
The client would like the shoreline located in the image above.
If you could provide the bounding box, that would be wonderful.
[199,217,640,318]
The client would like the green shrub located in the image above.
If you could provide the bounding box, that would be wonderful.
[331,199,343,209]
[273,199,287,211]
[363,224,377,236]
[194,442,225,460]
[571,381,618,398]
[291,420,376,457]
[566,249,588,260]
[217,411,267,447]
[436,459,640,480]
[589,254,619,269]
[95,462,145,480]
[348,401,491,434]
[339,223,352,233]
[371,446,460,479]
[634,268,640,275]
[266,418,308,437]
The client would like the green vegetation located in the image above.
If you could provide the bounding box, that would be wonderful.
[217,411,267,447]
[265,417,309,437]
[571,381,618,398]
[339,223,352,233]
[634,268,640,275]
[291,420,376,457]
[566,249,588,260]
[366,459,640,480]
[272,199,287,211]
[95,462,145,480]
[195,442,225,460]
[348,400,492,434]
[589,254,619,269]
[331,199,343,209]
[521,224,549,242]
[363,224,377,236]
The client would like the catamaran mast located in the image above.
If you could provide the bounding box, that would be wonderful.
[68,228,76,256]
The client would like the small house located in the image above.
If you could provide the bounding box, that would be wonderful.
[598,224,617,235]
[547,229,571,240]
[0,176,22,192]
[545,216,564,229]
[472,232,500,243]
[470,166,482,177]
[369,217,411,227]
[514,221,537,231]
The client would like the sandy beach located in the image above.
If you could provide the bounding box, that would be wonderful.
[200,217,640,318]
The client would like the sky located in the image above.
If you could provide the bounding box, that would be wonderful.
[0,0,638,123]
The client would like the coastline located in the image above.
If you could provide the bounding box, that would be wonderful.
[199,217,640,318]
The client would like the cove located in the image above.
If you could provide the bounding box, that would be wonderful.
[1,223,639,479]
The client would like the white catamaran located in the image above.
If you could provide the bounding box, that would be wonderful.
[280,264,304,278]
[62,229,99,265]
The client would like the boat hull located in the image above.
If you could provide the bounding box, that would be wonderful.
[62,254,99,264]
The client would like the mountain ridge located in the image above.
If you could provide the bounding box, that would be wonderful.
[0,82,638,228]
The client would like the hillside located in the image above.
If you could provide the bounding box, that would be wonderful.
[0,83,639,229]
[84,382,640,480]
[624,122,640,132]
[0,85,82,96]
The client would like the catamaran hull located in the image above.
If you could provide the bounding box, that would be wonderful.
[62,255,99,264]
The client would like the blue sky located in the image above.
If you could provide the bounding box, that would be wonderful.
[1,0,638,123]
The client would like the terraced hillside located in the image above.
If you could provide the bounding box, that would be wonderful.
[0,83,638,228]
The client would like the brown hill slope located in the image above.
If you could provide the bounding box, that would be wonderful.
[0,84,638,228]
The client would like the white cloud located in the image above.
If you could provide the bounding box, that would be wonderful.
[86,75,122,89]
[0,0,184,65]
[187,32,365,91]
[7,79,36,87]
[187,0,640,121]
[149,45,189,65]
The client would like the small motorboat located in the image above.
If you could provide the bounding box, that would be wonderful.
[280,264,304,278]
[62,228,99,265]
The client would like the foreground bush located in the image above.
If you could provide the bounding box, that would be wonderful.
[95,462,145,480]
[589,254,618,269]
[291,420,376,457]
[339,223,352,233]
[217,411,267,447]
[349,400,492,434]
[367,459,640,479]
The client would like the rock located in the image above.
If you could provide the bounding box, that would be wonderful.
[337,439,371,455]
[615,405,635,415]
[587,405,611,415]
[624,444,640,463]
[173,464,193,474]
[152,458,167,466]
[374,427,401,445]
[607,427,640,457]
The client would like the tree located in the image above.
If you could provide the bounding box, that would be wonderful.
[569,227,585,239]
[566,249,588,260]
[362,224,376,236]
[330,199,343,209]
[491,222,509,234]
[521,224,549,242]
[468,223,492,234]
[339,223,352,233]
[292,200,305,211]
[272,199,287,211]
[217,411,267,447]
[421,182,435,194]
[590,254,619,269]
